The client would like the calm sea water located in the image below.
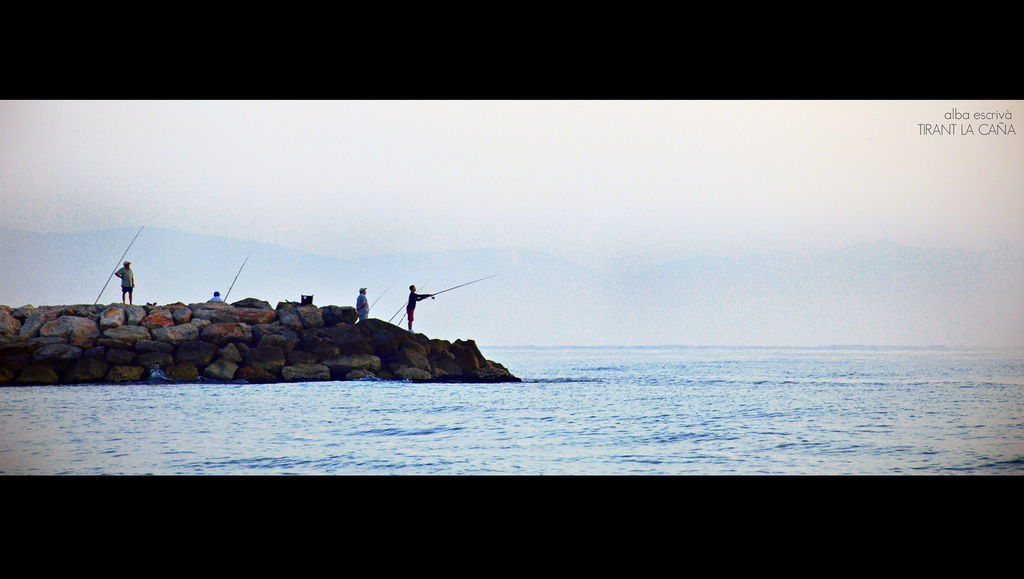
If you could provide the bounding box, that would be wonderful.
[1,346,1022,475]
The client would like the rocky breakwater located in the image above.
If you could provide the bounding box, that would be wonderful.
[0,299,520,386]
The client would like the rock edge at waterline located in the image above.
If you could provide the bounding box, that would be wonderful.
[0,299,520,386]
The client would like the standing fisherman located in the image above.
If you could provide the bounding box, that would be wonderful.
[114,261,135,305]
[406,285,434,332]
[356,288,369,323]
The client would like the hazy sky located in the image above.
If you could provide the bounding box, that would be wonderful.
[2,100,1021,268]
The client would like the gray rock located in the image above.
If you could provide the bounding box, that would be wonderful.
[103,325,152,343]
[105,348,137,365]
[99,306,126,329]
[297,306,323,329]
[322,305,358,326]
[322,354,381,379]
[394,367,433,381]
[0,311,22,336]
[151,323,199,345]
[16,364,60,385]
[281,363,330,382]
[135,339,175,353]
[217,343,243,363]
[19,311,54,338]
[165,363,199,382]
[66,358,109,383]
[243,345,286,374]
[231,298,273,310]
[106,365,145,382]
[33,343,83,367]
[203,359,238,381]
[175,341,218,367]
[276,307,304,331]
[171,306,193,324]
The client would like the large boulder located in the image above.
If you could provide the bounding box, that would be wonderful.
[39,315,100,345]
[214,308,277,325]
[170,306,193,324]
[431,357,467,379]
[231,298,273,310]
[243,345,286,375]
[200,322,253,345]
[391,346,431,372]
[99,306,126,329]
[175,341,218,367]
[32,343,83,370]
[281,363,330,382]
[301,324,375,356]
[0,311,22,336]
[105,348,136,365]
[394,367,433,381]
[286,350,318,365]
[189,301,233,318]
[165,363,199,382]
[297,306,323,329]
[276,307,304,331]
[106,365,145,382]
[203,359,238,381]
[140,309,176,329]
[235,365,277,383]
[321,354,381,379]
[450,339,486,372]
[258,332,300,353]
[0,340,43,357]
[65,358,109,383]
[322,305,358,326]
[10,305,36,321]
[134,339,174,354]
[469,362,521,383]
[19,310,56,338]
[216,343,244,363]
[52,305,101,320]
[16,364,60,385]
[114,304,147,326]
[103,325,152,344]
[151,323,200,345]
[357,319,413,356]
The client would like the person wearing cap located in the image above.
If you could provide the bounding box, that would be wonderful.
[209,291,224,302]
[356,288,369,322]
[114,261,135,305]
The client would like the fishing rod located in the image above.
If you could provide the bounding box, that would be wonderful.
[429,275,496,297]
[94,225,145,305]
[389,275,495,325]
[223,251,252,302]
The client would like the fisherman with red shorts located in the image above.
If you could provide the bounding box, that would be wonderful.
[406,285,434,332]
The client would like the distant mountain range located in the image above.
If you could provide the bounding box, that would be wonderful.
[2,227,1022,347]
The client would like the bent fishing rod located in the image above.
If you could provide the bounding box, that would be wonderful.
[429,275,496,297]
[223,251,252,302]
[387,275,496,325]
[94,225,145,305]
